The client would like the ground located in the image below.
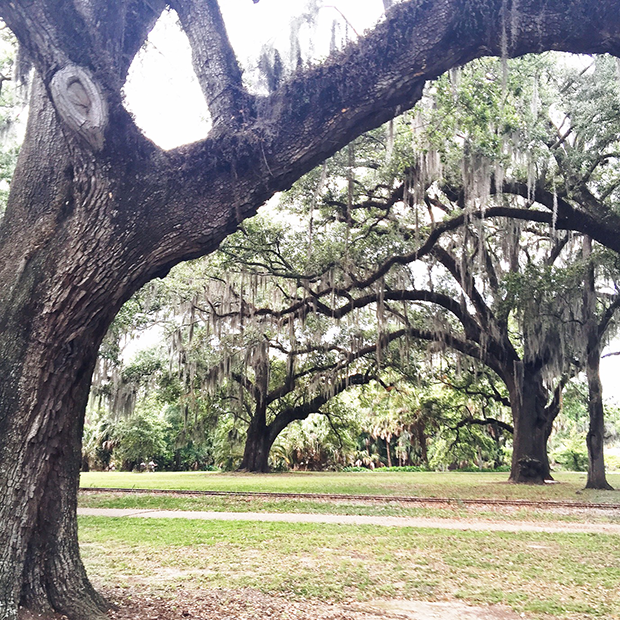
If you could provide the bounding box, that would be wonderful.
[63,473,620,620]
[103,587,523,620]
[77,505,620,533]
[72,506,619,619]
[17,588,523,620]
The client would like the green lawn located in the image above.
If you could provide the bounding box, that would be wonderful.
[80,470,620,503]
[80,516,620,620]
[78,491,620,524]
[79,471,620,618]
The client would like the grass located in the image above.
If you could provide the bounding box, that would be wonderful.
[79,472,620,618]
[80,515,620,619]
[80,470,620,503]
[78,491,620,524]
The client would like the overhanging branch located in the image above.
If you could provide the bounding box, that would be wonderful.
[268,372,371,443]
[453,415,514,435]
[155,0,620,264]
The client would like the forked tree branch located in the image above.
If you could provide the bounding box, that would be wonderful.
[431,245,496,330]
[268,371,371,443]
[598,294,620,339]
[170,0,255,127]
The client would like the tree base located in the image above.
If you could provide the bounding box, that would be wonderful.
[18,609,76,620]
[509,456,553,484]
[237,465,270,473]
[16,597,110,620]
[584,480,615,491]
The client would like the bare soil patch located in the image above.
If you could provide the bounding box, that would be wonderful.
[102,588,522,620]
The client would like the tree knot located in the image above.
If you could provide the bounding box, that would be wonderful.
[50,65,108,152]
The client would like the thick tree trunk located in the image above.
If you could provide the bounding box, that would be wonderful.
[238,359,274,473]
[239,425,273,473]
[0,85,109,619]
[583,237,613,490]
[0,80,159,620]
[0,296,112,619]
[584,346,613,489]
[18,357,109,620]
[507,365,555,484]
[239,410,273,473]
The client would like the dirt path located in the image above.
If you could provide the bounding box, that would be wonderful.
[78,507,620,534]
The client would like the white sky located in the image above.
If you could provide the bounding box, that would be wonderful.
[123,0,385,149]
[600,348,620,405]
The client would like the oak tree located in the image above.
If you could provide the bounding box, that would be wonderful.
[1,1,620,618]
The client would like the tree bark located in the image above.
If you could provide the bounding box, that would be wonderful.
[584,342,613,489]
[238,356,272,473]
[506,364,556,484]
[0,348,110,620]
[0,79,116,619]
[239,412,273,473]
[582,236,613,490]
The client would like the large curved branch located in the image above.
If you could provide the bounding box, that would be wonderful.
[453,415,514,435]
[598,294,620,339]
[4,0,620,307]
[151,0,620,265]
[499,180,620,253]
[348,205,578,292]
[197,205,604,340]
[268,372,370,444]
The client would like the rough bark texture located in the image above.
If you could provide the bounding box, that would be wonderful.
[0,0,620,617]
[582,237,614,490]
[505,366,556,484]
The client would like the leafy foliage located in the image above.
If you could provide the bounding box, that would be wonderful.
[85,52,620,477]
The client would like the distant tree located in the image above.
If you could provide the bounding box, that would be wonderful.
[581,237,619,488]
[110,400,170,471]
[377,54,620,483]
[146,245,396,473]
